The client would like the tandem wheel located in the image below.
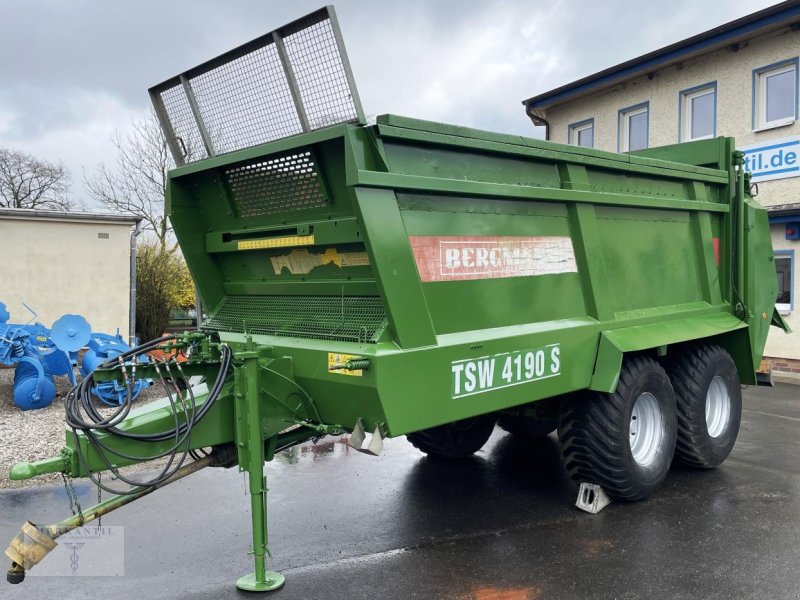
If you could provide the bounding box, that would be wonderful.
[558,355,678,501]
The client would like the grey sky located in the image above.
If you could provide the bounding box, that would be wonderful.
[0,0,777,204]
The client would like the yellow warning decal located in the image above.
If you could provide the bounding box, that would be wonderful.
[272,248,370,275]
[237,234,315,251]
[328,352,364,377]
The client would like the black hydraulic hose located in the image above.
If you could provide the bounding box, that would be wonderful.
[64,339,232,495]
[66,341,230,441]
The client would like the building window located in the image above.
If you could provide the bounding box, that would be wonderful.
[680,83,716,141]
[753,59,798,131]
[618,103,649,152]
[776,251,794,314]
[568,119,594,148]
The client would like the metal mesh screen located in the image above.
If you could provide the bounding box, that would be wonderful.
[225,150,328,217]
[190,43,303,154]
[283,15,360,129]
[149,6,364,166]
[159,85,208,161]
[203,295,388,343]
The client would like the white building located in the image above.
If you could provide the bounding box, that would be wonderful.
[524,0,800,375]
[0,208,140,338]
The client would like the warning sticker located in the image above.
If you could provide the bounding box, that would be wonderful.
[408,236,577,282]
[272,248,370,275]
[238,234,315,251]
[328,352,364,377]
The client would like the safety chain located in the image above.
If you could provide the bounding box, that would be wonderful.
[60,471,84,525]
[97,472,102,527]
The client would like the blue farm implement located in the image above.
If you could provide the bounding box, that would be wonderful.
[0,302,150,409]
[80,332,150,405]
[0,304,84,410]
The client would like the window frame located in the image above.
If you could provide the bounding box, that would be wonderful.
[679,82,717,142]
[568,118,595,148]
[775,249,794,314]
[752,58,799,132]
[617,102,649,153]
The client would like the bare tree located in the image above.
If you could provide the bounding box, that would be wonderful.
[0,148,73,210]
[85,111,176,252]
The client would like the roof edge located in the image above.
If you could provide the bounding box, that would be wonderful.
[523,0,800,111]
[0,207,142,225]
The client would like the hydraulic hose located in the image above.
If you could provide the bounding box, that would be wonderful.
[64,337,232,495]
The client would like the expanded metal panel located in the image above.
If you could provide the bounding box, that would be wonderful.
[159,85,208,161]
[283,14,360,129]
[225,150,328,217]
[203,295,388,343]
[189,42,303,154]
[149,6,364,166]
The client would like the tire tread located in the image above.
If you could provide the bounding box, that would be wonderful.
[558,355,674,501]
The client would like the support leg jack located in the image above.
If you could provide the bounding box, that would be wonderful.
[236,353,284,592]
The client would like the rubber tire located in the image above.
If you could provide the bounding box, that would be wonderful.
[665,344,742,468]
[497,415,557,438]
[407,414,497,459]
[558,355,677,501]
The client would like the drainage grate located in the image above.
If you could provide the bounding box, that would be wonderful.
[203,295,388,343]
[225,150,328,217]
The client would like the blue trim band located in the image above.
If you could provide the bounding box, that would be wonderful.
[753,166,800,177]
[745,140,800,153]
[769,215,800,224]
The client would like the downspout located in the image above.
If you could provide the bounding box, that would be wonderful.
[733,151,746,318]
[129,221,142,346]
[525,103,550,141]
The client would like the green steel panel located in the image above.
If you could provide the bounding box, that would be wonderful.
[159,119,782,437]
[352,187,436,348]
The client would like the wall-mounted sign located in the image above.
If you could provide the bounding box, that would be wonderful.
[739,136,800,182]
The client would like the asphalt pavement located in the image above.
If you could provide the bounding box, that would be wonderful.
[1,383,799,600]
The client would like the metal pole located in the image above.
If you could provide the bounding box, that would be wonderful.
[327,5,366,124]
[179,75,217,158]
[235,353,284,592]
[734,151,746,312]
[129,221,142,346]
[149,89,187,167]
[195,285,203,331]
[272,31,311,132]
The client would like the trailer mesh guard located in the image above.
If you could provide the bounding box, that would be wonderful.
[203,295,388,343]
[149,6,364,166]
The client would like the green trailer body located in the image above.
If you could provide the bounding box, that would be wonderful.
[165,115,779,438]
[5,6,789,592]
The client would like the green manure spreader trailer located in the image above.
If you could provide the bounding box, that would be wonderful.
[5,5,789,593]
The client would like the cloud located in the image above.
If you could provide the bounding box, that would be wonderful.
[346,1,566,134]
[0,0,781,206]
[0,88,143,202]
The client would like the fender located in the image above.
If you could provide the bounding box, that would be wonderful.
[589,312,750,392]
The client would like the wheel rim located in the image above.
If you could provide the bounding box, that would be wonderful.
[629,392,664,467]
[705,375,731,438]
